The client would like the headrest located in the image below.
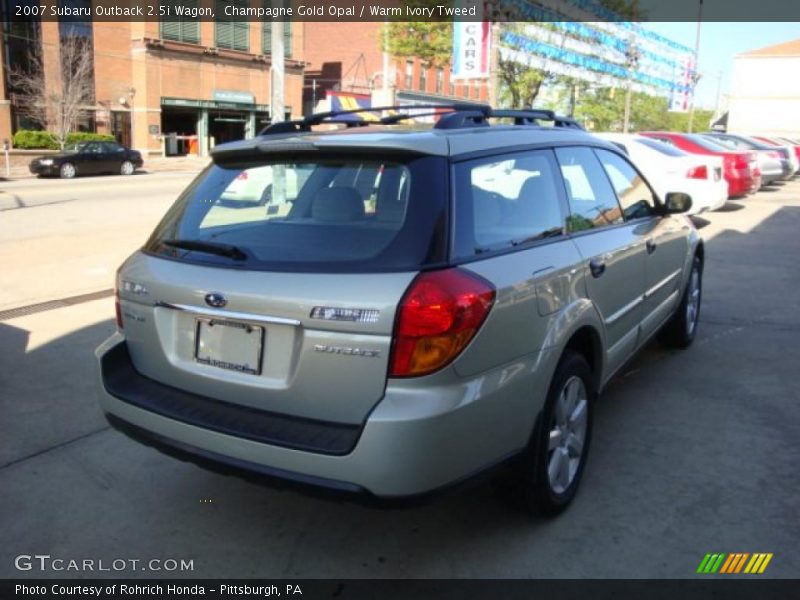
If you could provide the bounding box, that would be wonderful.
[311,187,365,222]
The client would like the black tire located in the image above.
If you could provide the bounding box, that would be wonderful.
[660,255,702,349]
[59,162,76,179]
[495,351,594,516]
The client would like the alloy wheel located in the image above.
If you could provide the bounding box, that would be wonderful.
[547,376,588,494]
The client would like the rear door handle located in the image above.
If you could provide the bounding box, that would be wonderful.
[589,258,606,278]
[646,239,657,254]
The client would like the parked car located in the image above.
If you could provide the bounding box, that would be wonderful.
[701,132,792,184]
[29,141,143,179]
[96,106,703,515]
[596,133,726,214]
[639,132,761,198]
[748,135,800,175]
[773,137,800,165]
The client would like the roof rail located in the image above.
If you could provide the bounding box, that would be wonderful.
[257,104,583,136]
[258,103,488,135]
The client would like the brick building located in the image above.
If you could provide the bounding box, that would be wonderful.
[303,22,489,113]
[0,1,305,156]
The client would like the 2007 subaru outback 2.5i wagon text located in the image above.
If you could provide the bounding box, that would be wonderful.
[96,106,703,514]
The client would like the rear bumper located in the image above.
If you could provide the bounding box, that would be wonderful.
[96,334,556,498]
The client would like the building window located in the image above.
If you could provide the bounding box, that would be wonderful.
[419,64,427,91]
[57,0,95,115]
[215,0,249,51]
[404,61,413,89]
[262,1,292,57]
[159,0,200,43]
[449,79,455,97]
[3,0,43,131]
[472,84,479,99]
[436,68,444,94]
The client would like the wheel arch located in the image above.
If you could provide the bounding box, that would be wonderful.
[561,325,603,393]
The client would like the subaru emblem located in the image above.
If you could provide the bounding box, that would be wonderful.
[205,292,227,308]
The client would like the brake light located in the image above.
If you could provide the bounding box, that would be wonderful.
[389,269,495,377]
[686,165,708,179]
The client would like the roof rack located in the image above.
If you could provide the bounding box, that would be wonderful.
[258,104,583,136]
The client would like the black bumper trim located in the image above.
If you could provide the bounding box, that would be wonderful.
[100,342,362,456]
[105,413,368,498]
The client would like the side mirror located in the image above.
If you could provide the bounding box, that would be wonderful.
[663,192,693,214]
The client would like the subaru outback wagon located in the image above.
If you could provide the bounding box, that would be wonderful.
[96,106,703,514]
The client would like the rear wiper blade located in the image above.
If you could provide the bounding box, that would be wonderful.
[161,239,248,261]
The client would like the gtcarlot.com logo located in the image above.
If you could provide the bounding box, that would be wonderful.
[14,554,194,572]
[697,552,773,575]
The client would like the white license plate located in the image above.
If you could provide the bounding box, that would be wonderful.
[194,318,264,375]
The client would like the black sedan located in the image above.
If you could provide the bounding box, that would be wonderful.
[29,141,143,179]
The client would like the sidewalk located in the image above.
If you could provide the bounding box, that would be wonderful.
[1,154,210,180]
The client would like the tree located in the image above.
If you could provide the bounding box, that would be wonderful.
[569,87,715,132]
[10,35,95,149]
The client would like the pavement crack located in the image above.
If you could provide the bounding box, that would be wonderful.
[0,426,110,471]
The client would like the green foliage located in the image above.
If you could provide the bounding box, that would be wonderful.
[385,1,452,68]
[570,88,715,133]
[13,130,115,150]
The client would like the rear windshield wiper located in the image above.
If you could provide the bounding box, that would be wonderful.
[161,239,248,261]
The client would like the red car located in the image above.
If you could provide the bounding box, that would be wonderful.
[640,132,761,198]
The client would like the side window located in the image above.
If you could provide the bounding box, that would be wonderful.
[555,147,623,232]
[84,143,101,154]
[594,148,657,220]
[102,142,123,153]
[454,150,564,256]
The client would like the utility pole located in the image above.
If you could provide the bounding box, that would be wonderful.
[270,4,286,204]
[687,0,704,133]
[270,6,285,124]
[622,39,640,134]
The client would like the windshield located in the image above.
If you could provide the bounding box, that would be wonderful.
[144,155,448,272]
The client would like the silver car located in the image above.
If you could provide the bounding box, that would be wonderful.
[96,107,703,514]
[701,132,792,184]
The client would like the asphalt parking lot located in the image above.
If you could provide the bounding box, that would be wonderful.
[1,177,799,579]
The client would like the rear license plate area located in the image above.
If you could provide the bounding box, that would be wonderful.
[194,318,264,375]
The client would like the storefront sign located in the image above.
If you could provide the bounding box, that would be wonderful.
[451,0,490,80]
[213,90,255,104]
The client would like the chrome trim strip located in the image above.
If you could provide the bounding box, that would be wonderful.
[644,269,682,300]
[605,295,643,326]
[640,289,681,332]
[155,302,301,327]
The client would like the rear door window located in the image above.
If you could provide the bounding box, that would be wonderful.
[555,147,624,232]
[453,149,565,257]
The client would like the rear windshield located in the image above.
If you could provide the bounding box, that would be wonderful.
[688,135,739,152]
[144,155,448,272]
[636,137,687,157]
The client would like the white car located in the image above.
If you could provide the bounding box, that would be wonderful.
[596,133,727,214]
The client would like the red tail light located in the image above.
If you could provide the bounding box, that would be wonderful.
[686,165,708,179]
[389,269,495,377]
[733,153,749,170]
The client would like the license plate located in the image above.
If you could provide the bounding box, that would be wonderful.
[194,318,264,375]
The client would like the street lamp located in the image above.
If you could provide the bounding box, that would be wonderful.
[622,40,641,134]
